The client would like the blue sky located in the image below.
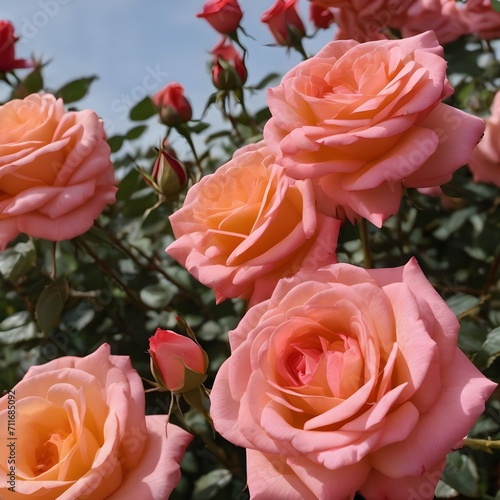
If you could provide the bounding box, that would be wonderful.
[3,1,333,155]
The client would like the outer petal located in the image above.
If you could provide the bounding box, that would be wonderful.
[107,419,193,500]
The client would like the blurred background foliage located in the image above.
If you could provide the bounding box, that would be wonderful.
[1,24,500,500]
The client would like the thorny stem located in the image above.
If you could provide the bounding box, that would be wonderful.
[74,236,152,314]
[93,221,216,320]
[463,438,500,452]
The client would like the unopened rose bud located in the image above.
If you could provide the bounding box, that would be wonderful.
[152,82,193,127]
[148,328,208,393]
[211,37,247,90]
[261,0,306,47]
[196,0,243,35]
[152,147,188,199]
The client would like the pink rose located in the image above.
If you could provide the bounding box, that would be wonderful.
[0,344,193,499]
[469,91,500,186]
[0,20,33,72]
[196,0,243,35]
[459,0,500,40]
[264,32,485,226]
[210,259,497,499]
[399,0,468,45]
[312,0,411,42]
[166,142,340,305]
[261,0,306,47]
[0,93,116,251]
[149,328,208,393]
[152,82,193,127]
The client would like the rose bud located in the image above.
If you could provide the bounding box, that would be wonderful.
[196,0,243,35]
[0,20,33,72]
[152,82,193,127]
[149,328,208,393]
[211,37,247,90]
[261,0,306,47]
[152,146,188,199]
[310,3,335,30]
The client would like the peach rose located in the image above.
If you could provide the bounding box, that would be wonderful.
[0,93,116,251]
[210,259,497,499]
[264,31,485,226]
[0,344,193,499]
[166,143,340,306]
[469,91,500,186]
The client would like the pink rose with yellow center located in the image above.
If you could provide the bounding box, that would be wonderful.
[0,344,192,499]
[0,93,117,251]
[210,259,497,499]
[166,143,340,305]
[264,31,485,226]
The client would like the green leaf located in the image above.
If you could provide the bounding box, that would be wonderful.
[107,134,125,153]
[55,76,98,103]
[192,469,232,499]
[0,311,38,344]
[35,280,69,332]
[474,327,500,370]
[125,124,148,140]
[492,0,500,12]
[446,294,481,319]
[250,72,281,90]
[441,451,481,498]
[0,241,36,283]
[435,480,459,498]
[129,96,156,121]
[189,121,210,134]
[139,282,176,309]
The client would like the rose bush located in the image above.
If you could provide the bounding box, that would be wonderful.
[0,344,192,499]
[166,142,340,305]
[263,31,485,226]
[469,91,500,187]
[0,93,116,251]
[210,259,497,499]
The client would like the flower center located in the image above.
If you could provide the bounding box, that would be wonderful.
[33,430,69,476]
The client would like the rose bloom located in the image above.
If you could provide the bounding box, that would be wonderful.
[309,4,335,30]
[264,31,485,226]
[469,91,500,186]
[149,328,208,393]
[311,0,412,41]
[152,82,193,127]
[166,142,340,306]
[196,0,243,34]
[0,344,193,499]
[459,0,500,40]
[261,0,306,46]
[0,20,33,72]
[399,0,468,45]
[0,93,117,251]
[210,259,497,499]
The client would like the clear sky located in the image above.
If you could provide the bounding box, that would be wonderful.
[2,1,333,156]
